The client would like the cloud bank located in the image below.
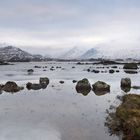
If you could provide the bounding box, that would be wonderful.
[0,0,140,53]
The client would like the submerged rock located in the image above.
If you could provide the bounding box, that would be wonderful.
[26,82,42,90]
[92,70,100,73]
[27,69,34,72]
[72,80,77,83]
[124,70,138,74]
[92,81,110,93]
[116,70,120,73]
[59,81,64,84]
[131,86,140,90]
[0,84,4,94]
[105,94,140,140]
[87,69,90,72]
[76,78,91,96]
[123,63,138,70]
[111,66,118,69]
[39,77,49,88]
[109,69,115,74]
[34,66,41,68]
[3,81,24,93]
[27,69,34,74]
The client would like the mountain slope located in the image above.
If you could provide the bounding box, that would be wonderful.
[0,46,43,62]
[80,44,140,59]
[80,48,98,59]
[59,46,90,59]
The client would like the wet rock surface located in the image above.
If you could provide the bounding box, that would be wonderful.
[121,78,131,88]
[92,81,110,93]
[76,78,91,96]
[121,78,131,92]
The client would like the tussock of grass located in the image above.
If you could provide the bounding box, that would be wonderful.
[105,94,140,140]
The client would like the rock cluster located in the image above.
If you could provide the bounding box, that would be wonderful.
[26,77,49,90]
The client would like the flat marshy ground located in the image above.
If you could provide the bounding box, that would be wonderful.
[0,61,140,140]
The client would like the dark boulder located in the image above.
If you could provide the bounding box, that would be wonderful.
[121,78,131,88]
[111,66,118,69]
[121,78,131,92]
[34,66,41,68]
[3,81,24,93]
[123,63,138,70]
[26,82,42,90]
[26,77,50,90]
[72,80,77,83]
[76,78,91,96]
[109,69,115,74]
[92,81,110,93]
[27,69,34,74]
[39,77,49,86]
[116,70,120,73]
[59,81,64,84]
[92,70,100,73]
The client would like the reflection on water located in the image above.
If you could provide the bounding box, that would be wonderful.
[75,87,91,96]
[0,62,140,140]
[124,70,138,74]
[121,86,131,93]
[93,90,109,96]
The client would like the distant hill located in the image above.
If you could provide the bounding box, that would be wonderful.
[0,46,43,62]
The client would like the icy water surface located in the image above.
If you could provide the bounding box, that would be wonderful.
[0,62,140,140]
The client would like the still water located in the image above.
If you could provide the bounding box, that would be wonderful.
[0,62,139,140]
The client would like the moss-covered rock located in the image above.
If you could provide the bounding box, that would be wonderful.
[106,94,140,139]
[3,81,24,93]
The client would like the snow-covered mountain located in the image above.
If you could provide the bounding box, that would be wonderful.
[59,46,90,59]
[0,46,43,62]
[80,44,140,59]
[80,48,98,59]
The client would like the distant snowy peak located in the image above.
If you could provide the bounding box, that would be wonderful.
[80,48,98,59]
[80,45,140,59]
[59,46,90,59]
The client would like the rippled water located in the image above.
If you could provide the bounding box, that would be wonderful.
[0,62,140,140]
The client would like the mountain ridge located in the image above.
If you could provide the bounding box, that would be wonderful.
[0,45,44,62]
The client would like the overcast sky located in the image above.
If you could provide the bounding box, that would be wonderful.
[0,0,140,53]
